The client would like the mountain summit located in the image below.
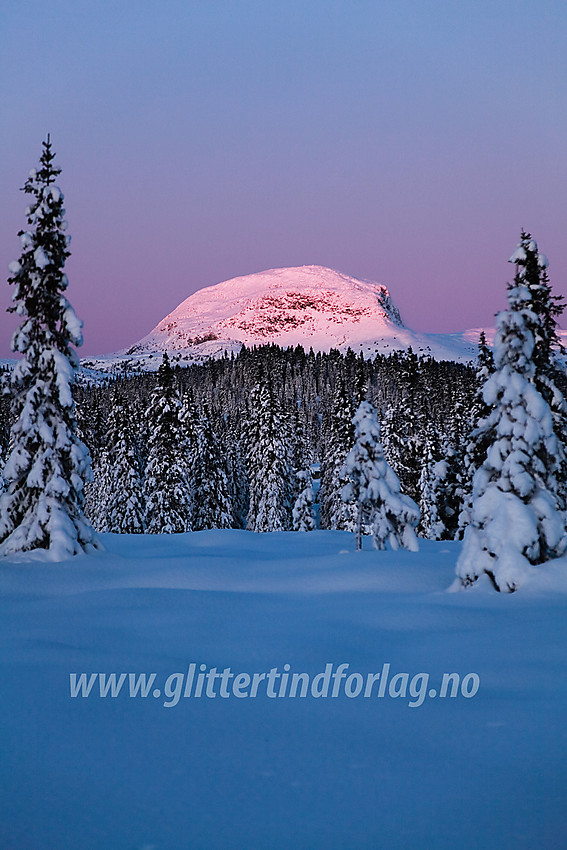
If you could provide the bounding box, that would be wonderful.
[122,265,479,364]
[130,265,406,355]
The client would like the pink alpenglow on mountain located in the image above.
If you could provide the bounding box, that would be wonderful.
[125,265,480,363]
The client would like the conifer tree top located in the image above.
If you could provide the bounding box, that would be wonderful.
[23,134,60,192]
[507,230,564,369]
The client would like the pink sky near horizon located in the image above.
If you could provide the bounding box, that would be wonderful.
[1,1,566,357]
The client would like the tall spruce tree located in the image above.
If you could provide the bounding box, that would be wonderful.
[456,276,566,592]
[143,353,191,533]
[91,392,145,534]
[381,349,423,506]
[458,331,495,536]
[341,401,420,551]
[319,376,356,530]
[435,439,464,540]
[224,421,249,529]
[245,379,293,532]
[508,232,567,509]
[190,406,234,530]
[0,137,97,557]
[418,424,446,540]
[179,389,199,461]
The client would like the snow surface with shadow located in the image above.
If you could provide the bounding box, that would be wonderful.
[1,530,567,849]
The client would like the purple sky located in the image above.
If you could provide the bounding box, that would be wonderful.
[1,1,566,357]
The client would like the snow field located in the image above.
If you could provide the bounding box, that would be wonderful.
[1,530,567,848]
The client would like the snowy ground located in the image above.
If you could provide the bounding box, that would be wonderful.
[1,530,567,849]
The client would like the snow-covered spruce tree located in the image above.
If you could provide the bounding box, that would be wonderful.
[85,454,112,532]
[435,439,464,540]
[179,389,198,461]
[143,353,191,533]
[458,332,494,532]
[418,424,446,540]
[341,401,420,551]
[0,137,97,557]
[455,281,566,592]
[435,380,470,541]
[381,349,424,507]
[224,421,249,529]
[289,401,316,528]
[91,392,145,534]
[0,379,10,496]
[289,402,308,502]
[190,406,234,530]
[0,374,10,482]
[245,379,293,532]
[319,376,356,530]
[508,232,567,509]
[292,468,315,531]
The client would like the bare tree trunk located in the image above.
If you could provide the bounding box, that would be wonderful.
[356,505,363,550]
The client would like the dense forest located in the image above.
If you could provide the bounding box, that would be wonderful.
[63,344,479,540]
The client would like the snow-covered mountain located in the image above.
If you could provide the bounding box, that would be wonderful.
[83,266,486,373]
[131,265,411,352]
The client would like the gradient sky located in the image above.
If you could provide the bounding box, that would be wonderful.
[1,0,566,356]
